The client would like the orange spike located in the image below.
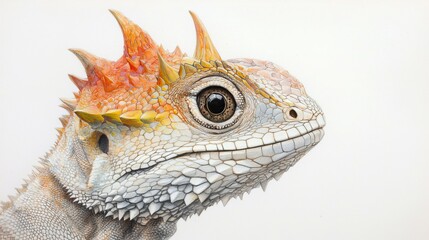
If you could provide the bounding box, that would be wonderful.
[172,46,183,57]
[69,49,99,76]
[159,45,167,56]
[69,48,119,91]
[68,74,88,90]
[109,10,158,62]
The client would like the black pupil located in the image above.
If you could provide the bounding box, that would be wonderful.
[207,93,226,115]
[197,86,236,123]
[98,134,109,154]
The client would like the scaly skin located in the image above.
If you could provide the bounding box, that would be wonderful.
[0,10,325,240]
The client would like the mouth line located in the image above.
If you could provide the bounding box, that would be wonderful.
[119,127,324,180]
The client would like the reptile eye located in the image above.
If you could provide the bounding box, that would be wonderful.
[197,87,236,122]
[187,75,245,131]
[98,134,109,154]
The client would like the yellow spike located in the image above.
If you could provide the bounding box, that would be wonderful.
[193,62,203,69]
[181,57,196,65]
[140,110,157,123]
[102,109,122,123]
[200,60,212,68]
[120,110,143,127]
[183,63,197,76]
[155,112,170,121]
[189,11,221,61]
[179,65,186,79]
[74,106,104,123]
[217,67,228,75]
[157,52,179,85]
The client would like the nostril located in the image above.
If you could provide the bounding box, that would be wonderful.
[289,109,298,119]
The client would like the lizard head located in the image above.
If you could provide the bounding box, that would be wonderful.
[50,10,325,224]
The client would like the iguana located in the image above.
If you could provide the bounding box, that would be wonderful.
[0,10,325,240]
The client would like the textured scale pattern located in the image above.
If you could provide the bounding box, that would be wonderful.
[0,10,325,240]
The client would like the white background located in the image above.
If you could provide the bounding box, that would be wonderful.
[1,1,429,239]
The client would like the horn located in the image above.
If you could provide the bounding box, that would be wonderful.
[189,11,221,61]
[69,48,110,84]
[60,98,77,111]
[69,48,117,90]
[109,9,157,61]
[157,52,179,84]
[69,49,99,76]
[68,74,88,90]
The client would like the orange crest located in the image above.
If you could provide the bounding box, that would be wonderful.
[67,10,223,127]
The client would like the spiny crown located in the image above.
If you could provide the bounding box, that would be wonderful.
[65,10,248,128]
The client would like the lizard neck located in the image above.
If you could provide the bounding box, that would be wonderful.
[0,163,176,239]
[0,163,143,239]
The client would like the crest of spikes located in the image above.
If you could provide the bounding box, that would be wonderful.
[63,10,260,127]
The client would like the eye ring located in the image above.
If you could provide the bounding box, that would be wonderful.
[186,75,245,131]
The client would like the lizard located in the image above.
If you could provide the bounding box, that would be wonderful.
[0,10,325,240]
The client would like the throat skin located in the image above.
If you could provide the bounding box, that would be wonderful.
[0,165,176,240]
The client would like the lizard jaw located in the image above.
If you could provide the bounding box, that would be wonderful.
[119,123,325,181]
